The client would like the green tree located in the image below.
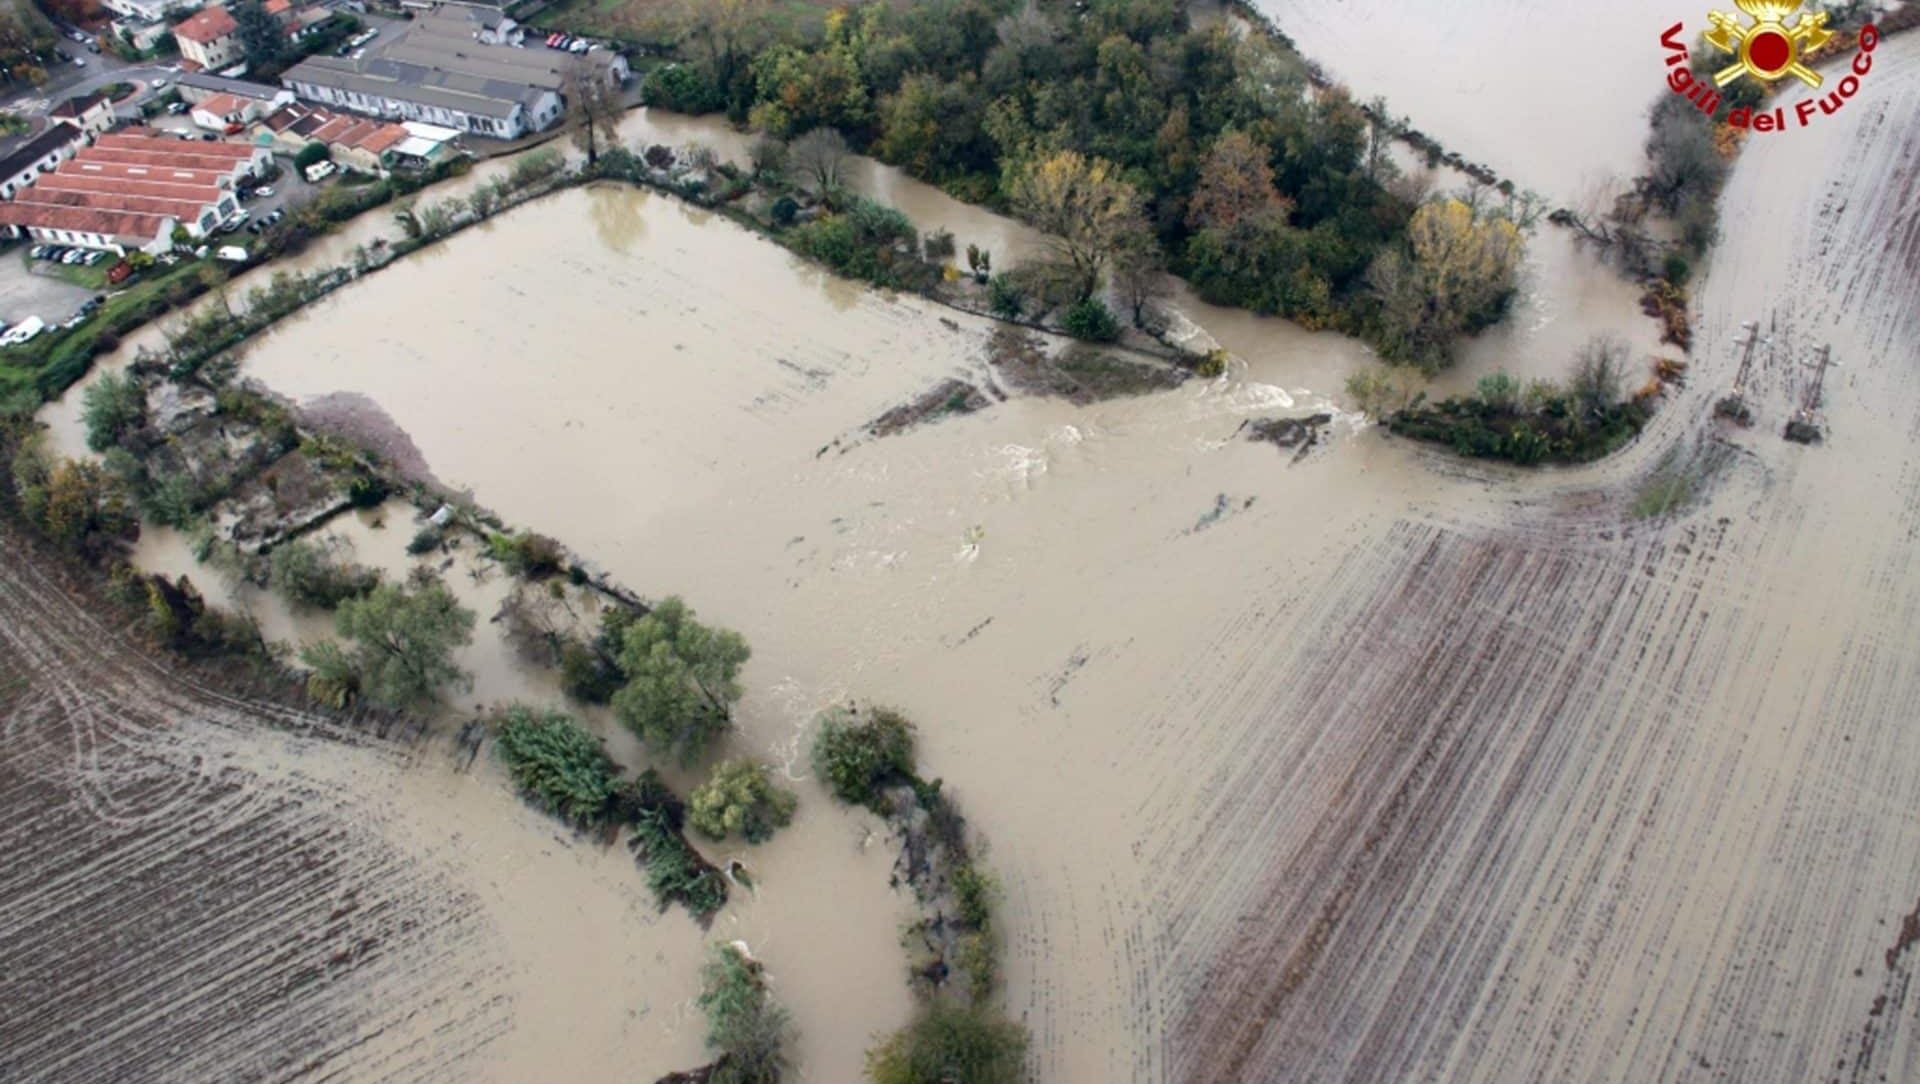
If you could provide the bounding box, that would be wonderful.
[688,759,797,843]
[698,943,793,1084]
[81,371,146,453]
[493,705,622,829]
[304,579,474,709]
[865,1004,1029,1084]
[230,0,291,74]
[611,596,750,765]
[269,537,379,609]
[810,706,915,809]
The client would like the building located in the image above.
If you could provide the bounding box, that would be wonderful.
[50,92,118,137]
[0,123,88,201]
[0,133,266,254]
[192,92,267,132]
[174,6,242,72]
[393,120,462,168]
[112,15,174,53]
[280,8,627,139]
[174,70,292,110]
[102,0,202,22]
[254,101,416,174]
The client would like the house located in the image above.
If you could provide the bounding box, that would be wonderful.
[0,123,88,201]
[254,101,415,174]
[102,0,202,22]
[174,6,242,72]
[112,15,175,53]
[174,70,292,110]
[392,121,462,168]
[280,7,626,139]
[192,92,265,131]
[50,92,118,137]
[0,133,267,254]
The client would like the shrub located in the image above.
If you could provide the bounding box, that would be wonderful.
[1475,371,1519,411]
[865,1005,1029,1084]
[922,228,956,261]
[698,944,793,1084]
[487,530,565,577]
[643,63,723,114]
[631,793,729,918]
[952,861,995,930]
[987,273,1024,319]
[810,706,916,810]
[1194,349,1229,378]
[269,537,380,609]
[559,638,622,703]
[493,705,622,830]
[1061,298,1121,342]
[1662,251,1691,287]
[688,759,798,844]
[407,524,443,554]
[770,196,800,227]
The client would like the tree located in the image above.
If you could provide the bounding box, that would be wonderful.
[865,1004,1029,1084]
[698,943,793,1084]
[269,537,379,609]
[1187,131,1291,234]
[81,371,146,453]
[1005,150,1144,300]
[304,579,474,709]
[230,0,291,74]
[611,596,750,765]
[564,59,620,169]
[37,459,134,557]
[493,705,622,830]
[1367,197,1524,371]
[688,759,797,843]
[1570,335,1629,420]
[789,126,850,195]
[811,706,915,809]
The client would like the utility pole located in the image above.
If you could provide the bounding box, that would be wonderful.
[1715,318,1764,426]
[1784,343,1835,444]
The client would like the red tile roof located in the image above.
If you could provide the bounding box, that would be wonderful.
[174,5,238,44]
[93,132,260,161]
[13,187,214,223]
[40,172,226,204]
[195,92,249,117]
[0,202,176,242]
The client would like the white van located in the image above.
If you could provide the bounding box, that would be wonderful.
[215,245,250,263]
[0,317,46,347]
[304,160,337,183]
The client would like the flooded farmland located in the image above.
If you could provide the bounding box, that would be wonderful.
[8,11,1920,1084]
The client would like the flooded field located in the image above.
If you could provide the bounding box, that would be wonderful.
[11,14,1920,1084]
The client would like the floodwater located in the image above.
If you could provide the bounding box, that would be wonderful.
[21,24,1920,1084]
[1252,0,1683,201]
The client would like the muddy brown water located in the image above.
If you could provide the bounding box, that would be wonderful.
[16,27,1920,1084]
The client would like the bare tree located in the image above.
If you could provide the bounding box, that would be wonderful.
[789,127,849,195]
[565,59,620,169]
[1571,335,1629,419]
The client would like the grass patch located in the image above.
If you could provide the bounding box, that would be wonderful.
[30,255,110,291]
[1633,452,1704,519]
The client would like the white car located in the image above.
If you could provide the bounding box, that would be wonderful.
[0,317,46,347]
[73,57,86,67]
[152,77,170,88]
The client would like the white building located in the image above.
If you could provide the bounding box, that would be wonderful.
[0,123,88,201]
[102,0,203,23]
[174,5,242,72]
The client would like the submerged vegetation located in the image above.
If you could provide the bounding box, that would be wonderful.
[1366,336,1655,466]
[697,943,796,1084]
[494,705,625,830]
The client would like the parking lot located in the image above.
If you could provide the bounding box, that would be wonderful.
[0,245,98,331]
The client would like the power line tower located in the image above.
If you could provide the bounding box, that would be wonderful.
[1784,343,1835,444]
[1714,318,1765,426]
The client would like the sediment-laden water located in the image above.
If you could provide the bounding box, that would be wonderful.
[15,19,1920,1084]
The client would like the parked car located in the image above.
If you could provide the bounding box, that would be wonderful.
[62,250,85,264]
[29,245,46,259]
[303,160,336,183]
[246,219,266,234]
[214,245,249,263]
[569,39,588,53]
[72,57,85,67]
[265,208,284,225]
[254,185,275,198]
[152,77,169,88]
[85,251,104,265]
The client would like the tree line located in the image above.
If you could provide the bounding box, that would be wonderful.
[637,0,1533,370]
